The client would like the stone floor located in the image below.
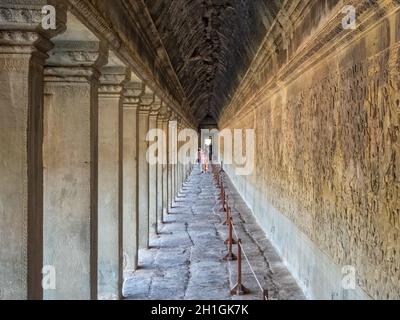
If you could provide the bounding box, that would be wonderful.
[123,166,305,300]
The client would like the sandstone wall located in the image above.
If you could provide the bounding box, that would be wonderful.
[219,1,400,299]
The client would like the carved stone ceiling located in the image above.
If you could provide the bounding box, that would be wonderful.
[144,0,281,122]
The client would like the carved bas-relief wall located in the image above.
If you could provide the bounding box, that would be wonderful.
[220,1,400,299]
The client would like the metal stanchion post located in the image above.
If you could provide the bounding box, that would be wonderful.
[222,194,230,223]
[223,217,237,261]
[225,214,237,245]
[230,239,250,295]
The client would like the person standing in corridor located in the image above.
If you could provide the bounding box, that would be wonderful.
[200,149,209,173]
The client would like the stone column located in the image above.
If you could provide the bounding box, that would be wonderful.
[43,39,107,300]
[176,123,181,196]
[97,62,129,299]
[157,105,170,224]
[179,122,185,191]
[0,1,66,300]
[148,97,161,238]
[167,118,172,211]
[122,79,143,272]
[137,92,155,249]
[175,119,182,201]
[168,117,178,208]
[162,116,170,217]
[156,115,163,225]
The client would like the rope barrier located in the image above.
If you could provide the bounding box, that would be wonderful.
[232,223,264,293]
[212,163,269,300]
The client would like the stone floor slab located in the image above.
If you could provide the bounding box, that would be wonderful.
[123,166,305,300]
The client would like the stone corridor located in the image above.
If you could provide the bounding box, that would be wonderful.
[1,1,399,301]
[123,167,305,300]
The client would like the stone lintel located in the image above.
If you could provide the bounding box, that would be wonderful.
[0,0,67,34]
[0,1,67,55]
[46,40,108,67]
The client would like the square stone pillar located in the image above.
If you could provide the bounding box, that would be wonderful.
[43,40,107,300]
[175,120,181,201]
[156,105,170,224]
[161,118,170,217]
[97,65,129,299]
[148,102,161,238]
[137,93,155,249]
[167,124,173,211]
[122,80,143,273]
[156,116,163,226]
[0,1,66,300]
[178,122,184,192]
[168,119,178,208]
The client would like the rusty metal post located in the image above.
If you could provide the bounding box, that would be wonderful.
[221,192,231,222]
[219,186,227,215]
[225,215,237,245]
[222,195,229,223]
[223,218,237,261]
[230,239,250,295]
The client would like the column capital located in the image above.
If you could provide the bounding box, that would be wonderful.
[138,93,155,113]
[0,0,67,56]
[99,65,130,96]
[149,96,162,118]
[45,40,108,82]
[123,80,144,109]
[157,103,171,124]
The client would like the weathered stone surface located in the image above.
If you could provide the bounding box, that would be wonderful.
[123,167,304,300]
[97,57,129,300]
[0,0,66,300]
[43,14,107,299]
[137,91,157,249]
[1,0,399,301]
[149,97,162,237]
[122,78,143,272]
[219,0,400,300]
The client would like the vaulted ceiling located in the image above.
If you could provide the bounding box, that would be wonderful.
[144,0,282,122]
